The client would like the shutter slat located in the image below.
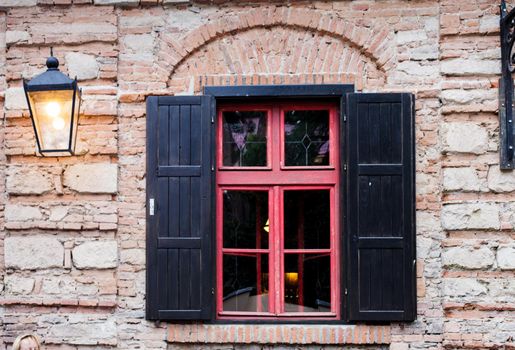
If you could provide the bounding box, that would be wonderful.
[158,166,201,177]
[146,95,214,321]
[158,237,201,249]
[345,93,416,322]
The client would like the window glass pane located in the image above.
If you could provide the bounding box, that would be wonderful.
[284,253,331,312]
[223,190,269,249]
[223,111,267,166]
[223,253,269,312]
[284,190,330,249]
[284,110,329,166]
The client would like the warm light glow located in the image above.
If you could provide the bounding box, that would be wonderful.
[285,272,299,285]
[52,117,65,130]
[263,219,269,233]
[45,101,61,118]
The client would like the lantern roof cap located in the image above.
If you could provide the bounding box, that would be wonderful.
[24,54,77,92]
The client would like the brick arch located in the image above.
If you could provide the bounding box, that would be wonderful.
[157,7,397,82]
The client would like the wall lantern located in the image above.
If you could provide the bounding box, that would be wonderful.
[500,0,515,169]
[23,49,81,156]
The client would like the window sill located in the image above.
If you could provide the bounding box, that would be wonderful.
[167,324,391,345]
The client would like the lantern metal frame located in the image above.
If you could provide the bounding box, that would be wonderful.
[23,50,81,156]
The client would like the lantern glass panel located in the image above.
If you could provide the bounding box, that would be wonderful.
[27,89,75,153]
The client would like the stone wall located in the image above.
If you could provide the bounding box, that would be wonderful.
[0,1,513,349]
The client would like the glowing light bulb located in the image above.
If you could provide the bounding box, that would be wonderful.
[52,117,65,130]
[46,102,61,118]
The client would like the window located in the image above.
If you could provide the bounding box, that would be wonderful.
[216,102,339,319]
[146,86,416,323]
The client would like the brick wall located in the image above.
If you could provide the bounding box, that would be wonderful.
[0,1,514,349]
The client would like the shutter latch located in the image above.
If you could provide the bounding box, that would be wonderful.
[211,288,215,295]
[344,288,348,295]
[149,198,155,216]
[343,164,347,171]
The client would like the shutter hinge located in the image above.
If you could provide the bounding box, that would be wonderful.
[344,288,348,295]
[211,288,215,295]
[344,164,347,171]
[149,198,155,216]
[343,114,347,122]
[211,115,214,123]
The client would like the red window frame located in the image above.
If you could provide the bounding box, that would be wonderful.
[216,101,340,320]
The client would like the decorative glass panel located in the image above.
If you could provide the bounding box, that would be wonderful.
[284,110,330,166]
[284,190,330,249]
[223,111,267,167]
[223,191,269,249]
[223,253,269,312]
[284,253,330,312]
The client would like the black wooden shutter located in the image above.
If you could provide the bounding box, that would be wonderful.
[146,96,214,320]
[345,93,416,322]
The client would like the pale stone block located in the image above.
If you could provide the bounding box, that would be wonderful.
[417,236,433,259]
[444,278,487,298]
[443,246,495,269]
[416,211,439,233]
[49,206,69,222]
[120,249,145,265]
[5,236,64,270]
[409,44,439,60]
[166,9,203,30]
[6,167,53,195]
[72,241,118,269]
[487,166,515,192]
[479,16,499,33]
[93,0,138,5]
[441,89,496,105]
[0,0,37,7]
[443,167,480,192]
[441,122,488,154]
[47,316,116,345]
[123,34,155,55]
[417,173,438,195]
[390,343,409,350]
[5,87,27,110]
[4,275,35,294]
[164,0,191,3]
[5,30,30,45]
[497,245,515,270]
[65,53,100,81]
[441,59,500,76]
[396,30,427,44]
[397,61,439,77]
[63,163,117,194]
[42,277,76,294]
[442,203,500,230]
[5,204,42,222]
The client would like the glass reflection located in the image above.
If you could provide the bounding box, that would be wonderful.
[223,111,267,166]
[284,190,330,249]
[223,191,269,249]
[284,110,329,166]
[284,254,330,312]
[223,253,269,312]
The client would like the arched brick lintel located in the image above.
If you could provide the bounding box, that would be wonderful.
[157,7,397,83]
